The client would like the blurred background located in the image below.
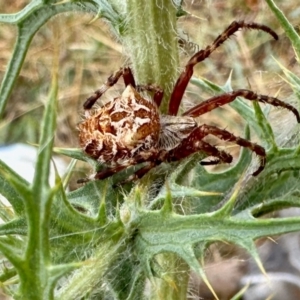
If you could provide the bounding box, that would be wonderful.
[0,1,300,299]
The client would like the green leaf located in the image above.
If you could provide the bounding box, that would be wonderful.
[0,218,27,236]
[0,237,23,268]
[0,166,25,215]
[265,0,300,60]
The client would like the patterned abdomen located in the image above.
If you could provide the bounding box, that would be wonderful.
[79,85,160,167]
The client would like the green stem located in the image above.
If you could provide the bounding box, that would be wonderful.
[122,1,189,298]
[123,0,179,113]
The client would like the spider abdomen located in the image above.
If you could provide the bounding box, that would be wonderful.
[79,85,160,166]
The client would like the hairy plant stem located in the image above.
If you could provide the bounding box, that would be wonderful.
[122,0,180,114]
[121,1,188,298]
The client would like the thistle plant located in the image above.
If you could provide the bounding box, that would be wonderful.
[0,1,300,300]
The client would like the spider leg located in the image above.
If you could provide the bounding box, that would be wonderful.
[165,128,232,165]
[77,165,127,183]
[94,166,127,180]
[200,158,221,166]
[78,161,159,183]
[83,68,123,110]
[134,162,157,177]
[78,148,161,182]
[166,124,266,175]
[168,21,278,115]
[136,84,164,107]
[196,124,266,176]
[123,67,136,88]
[83,67,136,110]
[115,161,158,184]
[182,89,300,122]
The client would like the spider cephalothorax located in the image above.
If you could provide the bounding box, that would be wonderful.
[79,21,300,181]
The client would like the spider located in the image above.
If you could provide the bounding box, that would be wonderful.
[78,21,300,182]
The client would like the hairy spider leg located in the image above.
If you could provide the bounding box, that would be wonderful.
[79,156,153,183]
[136,84,164,107]
[78,159,149,183]
[77,166,127,183]
[118,161,159,183]
[168,21,278,116]
[83,67,136,110]
[93,155,158,181]
[168,124,266,175]
[205,124,267,176]
[123,67,136,88]
[78,162,141,183]
[119,141,230,183]
[94,165,128,180]
[182,89,300,122]
[120,141,232,182]
[165,127,233,164]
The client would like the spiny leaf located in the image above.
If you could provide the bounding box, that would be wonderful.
[134,208,300,268]
[0,218,27,236]
[252,100,277,150]
[0,237,23,268]
[56,240,126,299]
[0,168,25,215]
[32,72,58,194]
[67,179,122,216]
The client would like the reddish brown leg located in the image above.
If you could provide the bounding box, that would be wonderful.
[83,68,123,110]
[166,124,266,175]
[123,67,136,88]
[168,21,278,116]
[182,89,300,122]
[94,166,128,180]
[134,162,157,177]
[197,124,266,176]
[166,128,233,165]
[77,165,127,183]
[117,162,158,183]
[78,161,158,183]
[79,149,161,182]
[137,84,164,107]
[93,151,154,180]
[83,67,137,110]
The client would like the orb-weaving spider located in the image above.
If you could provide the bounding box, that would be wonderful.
[79,21,300,181]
